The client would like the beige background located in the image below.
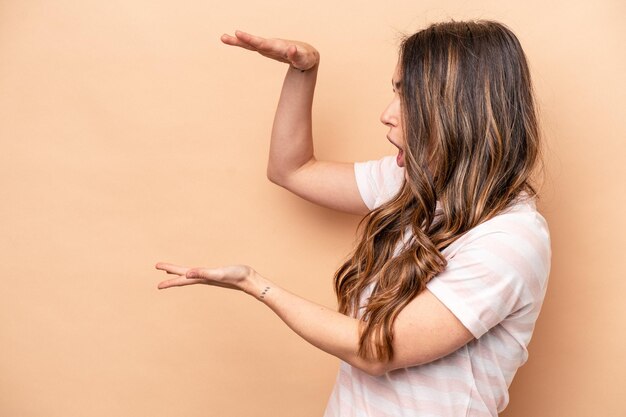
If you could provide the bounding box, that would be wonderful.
[1,0,624,416]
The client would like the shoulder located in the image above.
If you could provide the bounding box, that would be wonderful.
[426,196,551,338]
[446,195,550,260]
[444,195,552,284]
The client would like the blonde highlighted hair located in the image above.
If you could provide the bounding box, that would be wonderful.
[334,20,542,361]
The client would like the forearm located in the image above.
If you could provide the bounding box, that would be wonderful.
[244,270,385,376]
[267,64,319,183]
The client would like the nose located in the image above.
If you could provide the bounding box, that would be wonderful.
[380,96,400,128]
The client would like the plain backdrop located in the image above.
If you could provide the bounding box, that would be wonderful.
[1,0,625,416]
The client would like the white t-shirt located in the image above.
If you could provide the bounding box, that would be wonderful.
[323,156,551,417]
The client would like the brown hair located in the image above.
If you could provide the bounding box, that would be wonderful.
[334,20,542,361]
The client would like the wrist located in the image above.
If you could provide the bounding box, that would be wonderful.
[243,270,273,301]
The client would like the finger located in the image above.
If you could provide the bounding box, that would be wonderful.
[220,33,256,51]
[234,30,266,49]
[234,31,292,59]
[155,262,190,276]
[157,276,205,290]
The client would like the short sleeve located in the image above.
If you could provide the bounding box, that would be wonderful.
[354,155,405,210]
[426,226,550,339]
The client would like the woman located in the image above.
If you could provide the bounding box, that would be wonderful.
[156,20,551,416]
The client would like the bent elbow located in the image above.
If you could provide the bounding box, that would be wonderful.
[267,156,316,187]
[266,167,285,186]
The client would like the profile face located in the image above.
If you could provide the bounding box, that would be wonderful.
[380,63,405,168]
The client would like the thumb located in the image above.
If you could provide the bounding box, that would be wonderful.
[286,44,299,65]
[186,269,201,279]
[186,267,223,280]
[287,45,317,71]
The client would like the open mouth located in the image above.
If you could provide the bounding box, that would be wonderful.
[396,148,404,166]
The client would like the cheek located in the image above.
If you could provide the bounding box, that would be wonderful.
[396,106,405,145]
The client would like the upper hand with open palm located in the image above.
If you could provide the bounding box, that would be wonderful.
[220,30,319,71]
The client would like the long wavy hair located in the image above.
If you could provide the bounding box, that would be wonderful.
[334,20,542,361]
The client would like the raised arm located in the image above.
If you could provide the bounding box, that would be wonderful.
[221,31,369,215]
